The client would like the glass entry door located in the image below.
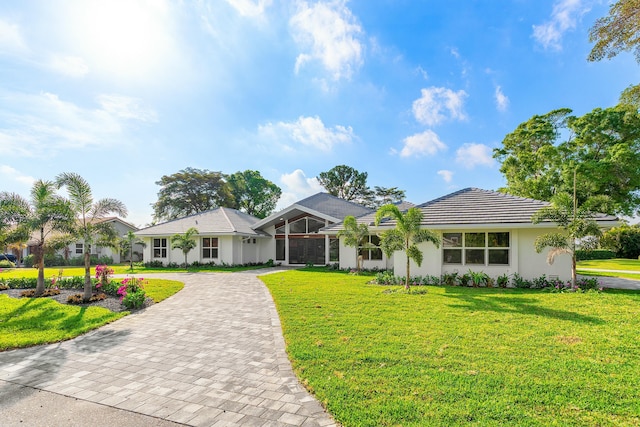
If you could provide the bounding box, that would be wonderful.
[289,238,325,265]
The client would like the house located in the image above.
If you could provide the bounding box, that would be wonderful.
[324,188,618,281]
[23,217,140,264]
[136,188,618,281]
[135,207,272,266]
[135,193,371,266]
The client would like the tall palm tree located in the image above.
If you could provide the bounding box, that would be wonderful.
[532,192,607,287]
[120,231,146,271]
[56,172,128,302]
[337,216,372,273]
[171,227,199,269]
[375,205,441,290]
[1,184,75,295]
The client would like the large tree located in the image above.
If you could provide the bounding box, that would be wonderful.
[588,0,640,106]
[363,186,407,209]
[56,172,128,302]
[494,104,640,216]
[317,165,370,202]
[226,170,281,219]
[153,168,233,221]
[2,183,75,295]
[0,192,31,249]
[375,205,440,290]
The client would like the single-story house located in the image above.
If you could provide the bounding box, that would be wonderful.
[136,188,618,281]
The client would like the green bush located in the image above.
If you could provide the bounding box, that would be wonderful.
[575,249,616,261]
[0,260,15,268]
[43,254,66,267]
[23,254,35,268]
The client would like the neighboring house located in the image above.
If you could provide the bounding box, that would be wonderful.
[324,188,619,281]
[135,207,271,266]
[135,188,618,280]
[24,217,140,264]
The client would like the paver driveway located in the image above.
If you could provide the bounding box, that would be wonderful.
[0,269,336,427]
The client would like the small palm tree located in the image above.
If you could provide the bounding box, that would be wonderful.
[375,205,441,290]
[337,216,373,273]
[56,172,128,302]
[121,231,146,271]
[1,183,75,295]
[532,192,607,288]
[171,227,199,269]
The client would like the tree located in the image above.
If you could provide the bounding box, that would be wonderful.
[171,227,198,269]
[317,165,370,202]
[227,170,282,219]
[153,168,234,221]
[336,216,372,273]
[0,192,31,249]
[588,0,640,106]
[375,205,440,290]
[56,173,128,302]
[532,190,608,288]
[120,231,146,271]
[2,183,75,295]
[601,223,640,258]
[363,186,407,209]
[494,104,640,216]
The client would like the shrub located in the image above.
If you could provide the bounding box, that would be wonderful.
[496,274,510,288]
[44,254,65,267]
[266,259,275,267]
[441,272,459,286]
[531,275,549,289]
[576,277,601,291]
[21,289,60,297]
[117,277,147,309]
[575,249,616,261]
[459,273,471,287]
[67,292,107,304]
[144,260,164,268]
[512,273,532,289]
[0,260,15,268]
[23,254,35,268]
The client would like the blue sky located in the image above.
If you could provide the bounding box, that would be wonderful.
[0,0,637,227]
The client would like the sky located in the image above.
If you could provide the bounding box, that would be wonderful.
[0,0,637,228]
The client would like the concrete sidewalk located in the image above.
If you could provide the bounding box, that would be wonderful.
[0,269,336,427]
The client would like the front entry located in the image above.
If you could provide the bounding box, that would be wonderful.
[288,238,325,265]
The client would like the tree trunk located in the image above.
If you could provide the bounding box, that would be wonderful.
[129,243,134,271]
[184,253,188,270]
[83,250,92,302]
[405,253,410,290]
[571,254,577,289]
[35,242,45,296]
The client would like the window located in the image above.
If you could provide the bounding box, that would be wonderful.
[443,232,510,266]
[329,238,339,262]
[202,237,219,259]
[359,235,382,261]
[153,238,167,258]
[288,216,326,234]
[276,238,285,261]
[75,243,83,254]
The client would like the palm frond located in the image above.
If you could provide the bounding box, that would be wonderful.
[546,247,572,265]
[56,172,94,216]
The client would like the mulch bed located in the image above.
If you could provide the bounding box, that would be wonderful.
[0,288,152,313]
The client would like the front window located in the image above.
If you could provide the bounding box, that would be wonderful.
[153,238,167,258]
[276,238,285,261]
[202,237,219,259]
[359,235,382,261]
[443,232,510,266]
[75,243,83,254]
[329,237,339,262]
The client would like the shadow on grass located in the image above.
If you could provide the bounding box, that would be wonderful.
[442,287,604,325]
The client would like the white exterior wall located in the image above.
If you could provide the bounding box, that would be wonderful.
[517,228,571,281]
[337,237,390,270]
[395,241,441,278]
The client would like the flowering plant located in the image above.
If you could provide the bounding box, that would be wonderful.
[95,264,114,291]
[117,276,147,309]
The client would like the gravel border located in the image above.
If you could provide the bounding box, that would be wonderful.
[0,288,152,313]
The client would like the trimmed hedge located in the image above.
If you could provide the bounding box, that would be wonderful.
[0,276,92,289]
[575,249,616,261]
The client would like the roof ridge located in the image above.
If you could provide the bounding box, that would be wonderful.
[219,207,236,233]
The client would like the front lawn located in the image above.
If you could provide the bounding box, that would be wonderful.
[0,295,127,351]
[261,270,640,426]
[577,258,640,280]
[143,279,184,302]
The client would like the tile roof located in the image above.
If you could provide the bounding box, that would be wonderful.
[136,207,266,237]
[295,192,372,219]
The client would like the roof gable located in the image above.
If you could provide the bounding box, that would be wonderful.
[135,207,264,236]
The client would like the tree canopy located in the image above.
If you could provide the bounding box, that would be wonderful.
[226,170,281,219]
[317,165,369,202]
[493,104,640,216]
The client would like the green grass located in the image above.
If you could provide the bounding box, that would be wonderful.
[0,263,270,278]
[0,295,127,351]
[577,258,640,271]
[143,279,184,302]
[261,270,640,426]
[577,270,640,281]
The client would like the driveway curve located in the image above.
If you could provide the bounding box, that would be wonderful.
[0,268,336,427]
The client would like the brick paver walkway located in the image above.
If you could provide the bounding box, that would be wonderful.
[0,269,336,427]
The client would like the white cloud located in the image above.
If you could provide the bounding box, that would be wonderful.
[495,85,509,112]
[0,91,157,157]
[277,169,324,209]
[455,143,495,168]
[258,116,354,151]
[0,19,27,54]
[0,165,35,187]
[532,0,588,50]
[290,0,364,81]
[399,130,447,158]
[437,169,453,183]
[412,87,468,126]
[415,66,428,80]
[48,55,90,78]
[225,0,272,17]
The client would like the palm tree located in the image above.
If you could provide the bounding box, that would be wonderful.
[337,216,372,273]
[1,184,75,295]
[56,172,128,302]
[121,231,146,271]
[532,192,607,288]
[171,227,199,269]
[375,205,441,290]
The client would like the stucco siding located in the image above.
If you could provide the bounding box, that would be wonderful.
[517,228,571,281]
